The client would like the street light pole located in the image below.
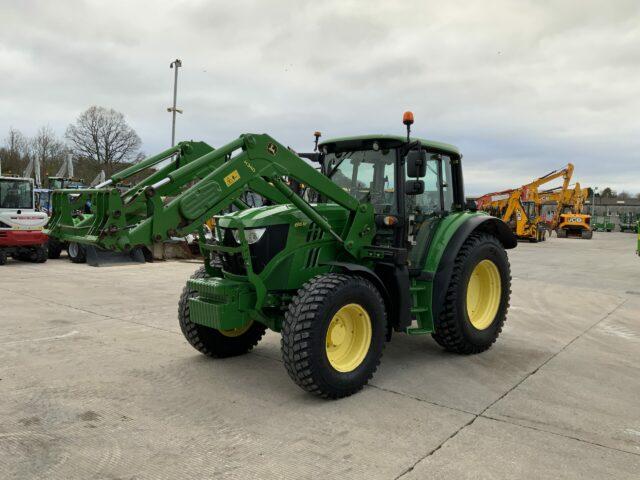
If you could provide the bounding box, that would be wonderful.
[168,59,183,147]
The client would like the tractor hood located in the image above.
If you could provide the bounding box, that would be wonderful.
[216,203,349,229]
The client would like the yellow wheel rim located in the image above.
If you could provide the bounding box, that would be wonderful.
[325,304,372,372]
[219,321,253,337]
[466,259,502,330]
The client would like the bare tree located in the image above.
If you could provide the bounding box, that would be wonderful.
[6,127,27,157]
[618,191,630,200]
[1,127,29,174]
[31,126,65,181]
[66,106,142,176]
[600,187,615,198]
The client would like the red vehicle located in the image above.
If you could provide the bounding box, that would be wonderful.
[0,176,49,265]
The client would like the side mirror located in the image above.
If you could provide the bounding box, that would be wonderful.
[405,180,425,195]
[406,149,427,177]
[466,199,478,212]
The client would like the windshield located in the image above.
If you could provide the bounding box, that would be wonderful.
[326,149,396,213]
[0,179,33,209]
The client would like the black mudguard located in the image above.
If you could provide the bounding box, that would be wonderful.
[431,216,516,323]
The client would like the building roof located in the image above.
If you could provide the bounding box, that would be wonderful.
[589,197,640,206]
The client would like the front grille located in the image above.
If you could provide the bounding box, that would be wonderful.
[248,224,288,274]
[218,225,289,275]
[220,229,246,275]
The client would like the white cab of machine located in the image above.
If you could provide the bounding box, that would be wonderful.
[0,176,49,230]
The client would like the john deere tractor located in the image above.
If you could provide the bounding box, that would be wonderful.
[47,113,516,398]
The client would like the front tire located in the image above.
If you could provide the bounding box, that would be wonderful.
[432,232,511,354]
[178,266,266,358]
[282,273,386,399]
[68,242,87,263]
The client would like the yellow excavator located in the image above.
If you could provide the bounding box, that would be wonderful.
[477,164,574,243]
[539,182,592,239]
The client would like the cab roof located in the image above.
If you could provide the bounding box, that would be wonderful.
[319,134,460,156]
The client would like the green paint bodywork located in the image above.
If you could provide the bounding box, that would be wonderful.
[320,134,460,156]
[46,132,489,336]
[592,215,614,232]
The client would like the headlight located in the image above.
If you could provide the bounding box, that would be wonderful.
[232,228,266,244]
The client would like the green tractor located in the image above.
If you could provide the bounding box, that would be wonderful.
[619,212,637,232]
[47,114,516,398]
[592,215,614,232]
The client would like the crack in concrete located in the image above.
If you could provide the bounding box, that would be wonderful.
[393,298,632,479]
[483,414,640,457]
[4,281,635,477]
[368,383,477,416]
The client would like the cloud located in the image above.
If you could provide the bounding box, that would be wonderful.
[1,0,639,195]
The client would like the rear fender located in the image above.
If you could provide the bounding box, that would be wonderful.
[430,215,515,324]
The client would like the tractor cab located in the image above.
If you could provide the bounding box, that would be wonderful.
[48,176,86,190]
[318,130,463,272]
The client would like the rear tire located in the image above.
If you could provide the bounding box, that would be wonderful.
[282,273,386,399]
[68,242,87,263]
[581,229,593,239]
[432,232,511,354]
[557,228,567,238]
[0,250,6,265]
[178,266,266,358]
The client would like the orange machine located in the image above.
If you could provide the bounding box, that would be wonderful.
[539,183,592,239]
[476,164,574,243]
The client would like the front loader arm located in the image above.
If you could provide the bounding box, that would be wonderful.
[125,134,372,254]
[49,133,374,258]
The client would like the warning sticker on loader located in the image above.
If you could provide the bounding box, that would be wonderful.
[267,142,278,156]
[224,170,241,186]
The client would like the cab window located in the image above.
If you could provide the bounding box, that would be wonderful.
[411,153,454,213]
[327,149,397,214]
[0,179,33,209]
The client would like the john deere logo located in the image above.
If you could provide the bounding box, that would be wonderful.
[267,142,278,156]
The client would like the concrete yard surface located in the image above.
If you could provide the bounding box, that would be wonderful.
[1,232,639,479]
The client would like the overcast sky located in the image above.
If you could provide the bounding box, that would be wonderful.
[1,0,639,195]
